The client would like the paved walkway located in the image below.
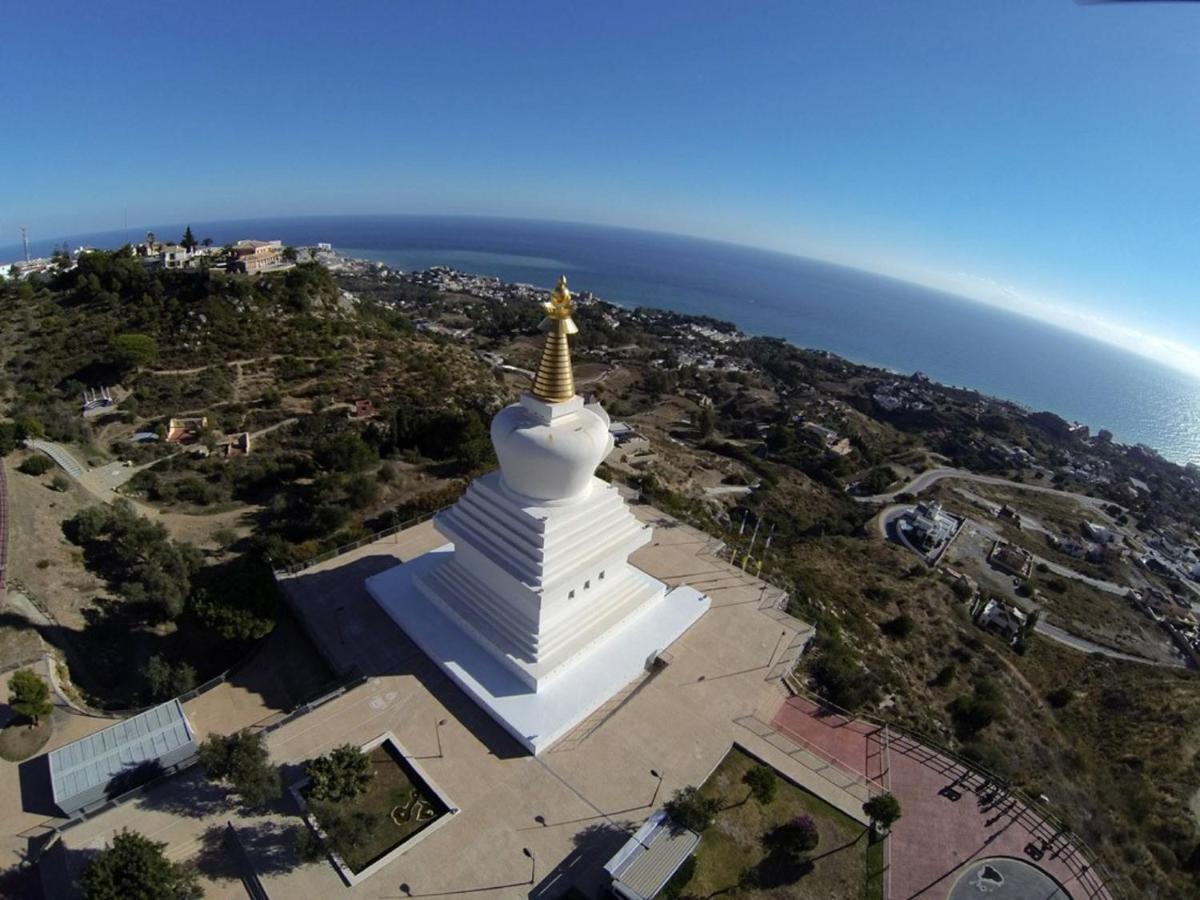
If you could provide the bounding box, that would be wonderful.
[774,696,1113,900]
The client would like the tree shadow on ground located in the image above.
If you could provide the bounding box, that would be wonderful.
[194,820,306,882]
[137,768,231,820]
[105,759,165,801]
[755,823,817,889]
[0,699,15,730]
[0,583,331,717]
[754,849,814,890]
[531,822,631,899]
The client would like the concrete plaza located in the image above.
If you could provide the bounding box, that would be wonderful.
[42,503,833,898]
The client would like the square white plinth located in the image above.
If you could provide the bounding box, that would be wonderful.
[365,546,711,754]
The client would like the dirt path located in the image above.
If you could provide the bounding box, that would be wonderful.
[147,354,321,378]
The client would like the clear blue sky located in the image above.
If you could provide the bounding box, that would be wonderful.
[4,1,1199,373]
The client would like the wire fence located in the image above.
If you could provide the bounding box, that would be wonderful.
[271,506,450,577]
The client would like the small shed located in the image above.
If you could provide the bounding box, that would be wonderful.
[604,810,700,900]
[48,699,196,817]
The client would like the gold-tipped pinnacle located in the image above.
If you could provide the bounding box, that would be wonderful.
[531,275,578,403]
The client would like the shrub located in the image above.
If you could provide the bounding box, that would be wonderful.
[66,501,203,621]
[881,613,914,638]
[306,744,373,803]
[309,803,379,856]
[314,430,377,473]
[743,764,778,806]
[211,527,238,550]
[142,655,197,701]
[293,824,325,864]
[808,638,879,710]
[777,814,820,856]
[932,664,957,687]
[0,421,18,456]
[109,333,159,370]
[9,668,53,726]
[50,473,70,492]
[198,730,280,808]
[18,455,53,476]
[950,680,1003,736]
[1046,687,1074,709]
[665,785,721,833]
[863,792,902,833]
[190,555,278,641]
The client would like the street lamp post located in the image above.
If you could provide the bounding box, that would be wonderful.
[522,847,536,884]
[650,769,664,807]
[435,718,447,758]
[767,629,787,677]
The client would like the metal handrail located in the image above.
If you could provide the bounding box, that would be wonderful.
[271,504,452,577]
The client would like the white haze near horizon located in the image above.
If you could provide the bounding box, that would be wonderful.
[6,215,1199,384]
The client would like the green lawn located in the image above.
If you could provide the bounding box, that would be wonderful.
[682,746,877,899]
[310,743,446,873]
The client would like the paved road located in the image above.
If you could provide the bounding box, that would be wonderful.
[858,467,1117,514]
[1034,620,1170,666]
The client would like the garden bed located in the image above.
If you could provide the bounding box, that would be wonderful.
[682,745,877,899]
[292,731,457,886]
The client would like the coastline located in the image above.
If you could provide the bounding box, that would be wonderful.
[8,215,1196,465]
[339,251,1150,464]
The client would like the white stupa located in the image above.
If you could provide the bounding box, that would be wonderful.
[366,276,709,753]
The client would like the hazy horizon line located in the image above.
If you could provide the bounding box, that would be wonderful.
[7,210,1198,384]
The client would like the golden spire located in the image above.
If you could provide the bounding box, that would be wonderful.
[531,275,578,403]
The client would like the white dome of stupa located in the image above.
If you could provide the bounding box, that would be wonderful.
[492,396,612,503]
[490,275,613,503]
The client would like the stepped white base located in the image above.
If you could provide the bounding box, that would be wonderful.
[366,546,710,754]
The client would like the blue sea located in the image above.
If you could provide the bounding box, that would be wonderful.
[9,214,1200,465]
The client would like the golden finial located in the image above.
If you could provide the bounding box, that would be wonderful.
[531,275,578,403]
[544,275,574,321]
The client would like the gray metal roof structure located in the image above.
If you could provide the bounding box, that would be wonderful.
[48,699,195,815]
[605,810,700,900]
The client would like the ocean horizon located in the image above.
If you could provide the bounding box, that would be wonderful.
[8,214,1199,466]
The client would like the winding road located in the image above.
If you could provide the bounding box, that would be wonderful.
[858,466,1120,516]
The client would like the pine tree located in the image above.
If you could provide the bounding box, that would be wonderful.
[180,226,197,251]
[9,669,52,727]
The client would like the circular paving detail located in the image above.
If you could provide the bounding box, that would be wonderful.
[947,856,1072,899]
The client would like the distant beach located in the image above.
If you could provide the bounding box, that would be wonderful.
[10,214,1200,465]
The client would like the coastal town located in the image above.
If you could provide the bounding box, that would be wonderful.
[1,240,1200,899]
